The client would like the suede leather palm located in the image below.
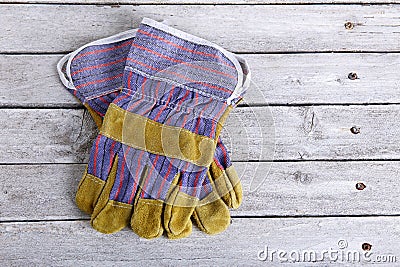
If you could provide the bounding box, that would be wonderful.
[58,23,248,238]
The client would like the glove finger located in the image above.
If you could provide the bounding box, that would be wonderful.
[165,219,192,240]
[74,105,109,214]
[131,198,164,239]
[225,166,243,209]
[91,154,133,234]
[191,172,231,235]
[192,198,230,235]
[91,201,133,234]
[130,165,164,239]
[164,203,194,239]
[211,139,243,209]
[210,161,242,209]
[75,167,106,214]
[163,173,195,239]
[76,135,120,214]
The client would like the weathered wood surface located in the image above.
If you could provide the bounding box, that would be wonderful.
[2,5,400,53]
[228,105,400,161]
[1,218,399,266]
[2,53,400,107]
[2,0,396,3]
[0,109,97,164]
[0,105,399,163]
[1,1,400,265]
[1,162,399,221]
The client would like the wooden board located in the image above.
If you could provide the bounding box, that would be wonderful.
[2,53,400,108]
[0,55,77,108]
[0,105,398,163]
[1,162,399,221]
[227,105,400,161]
[1,0,396,3]
[1,218,398,265]
[1,1,400,265]
[0,109,97,164]
[1,5,400,53]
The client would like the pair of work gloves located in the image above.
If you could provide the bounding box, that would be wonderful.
[57,18,250,239]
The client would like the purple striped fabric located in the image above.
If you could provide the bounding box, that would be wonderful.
[87,135,212,203]
[91,18,245,203]
[64,34,230,202]
[69,38,133,117]
[66,19,245,205]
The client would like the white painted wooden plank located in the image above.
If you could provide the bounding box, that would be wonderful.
[245,53,400,105]
[2,53,400,107]
[1,162,399,220]
[237,161,400,216]
[0,105,399,163]
[0,218,398,265]
[0,55,77,108]
[1,5,400,53]
[0,109,98,164]
[0,164,87,221]
[226,105,400,161]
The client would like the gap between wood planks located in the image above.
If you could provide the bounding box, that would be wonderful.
[3,158,400,165]
[3,103,400,109]
[3,51,400,56]
[2,214,400,224]
[1,2,400,5]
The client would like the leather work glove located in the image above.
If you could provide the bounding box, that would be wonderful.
[58,19,250,238]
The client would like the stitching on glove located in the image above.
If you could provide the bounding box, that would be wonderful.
[125,66,230,102]
[116,91,225,128]
[120,88,193,114]
[174,193,197,201]
[101,130,211,167]
[109,103,214,138]
[84,175,105,186]
[102,104,216,167]
[139,200,164,207]
[110,203,132,209]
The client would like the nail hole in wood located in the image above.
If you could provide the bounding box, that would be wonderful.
[356,182,366,190]
[350,126,360,134]
[348,72,358,80]
[344,21,354,30]
[362,243,372,251]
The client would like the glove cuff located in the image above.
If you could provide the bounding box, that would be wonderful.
[124,18,250,105]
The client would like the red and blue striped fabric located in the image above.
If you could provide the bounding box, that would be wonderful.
[85,18,247,205]
[60,29,237,203]
[69,38,133,117]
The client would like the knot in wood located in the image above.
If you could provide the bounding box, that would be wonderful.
[350,126,360,134]
[348,72,358,80]
[356,182,366,190]
[344,21,354,30]
[362,243,372,251]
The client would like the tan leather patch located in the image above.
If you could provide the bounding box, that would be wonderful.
[101,103,217,167]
